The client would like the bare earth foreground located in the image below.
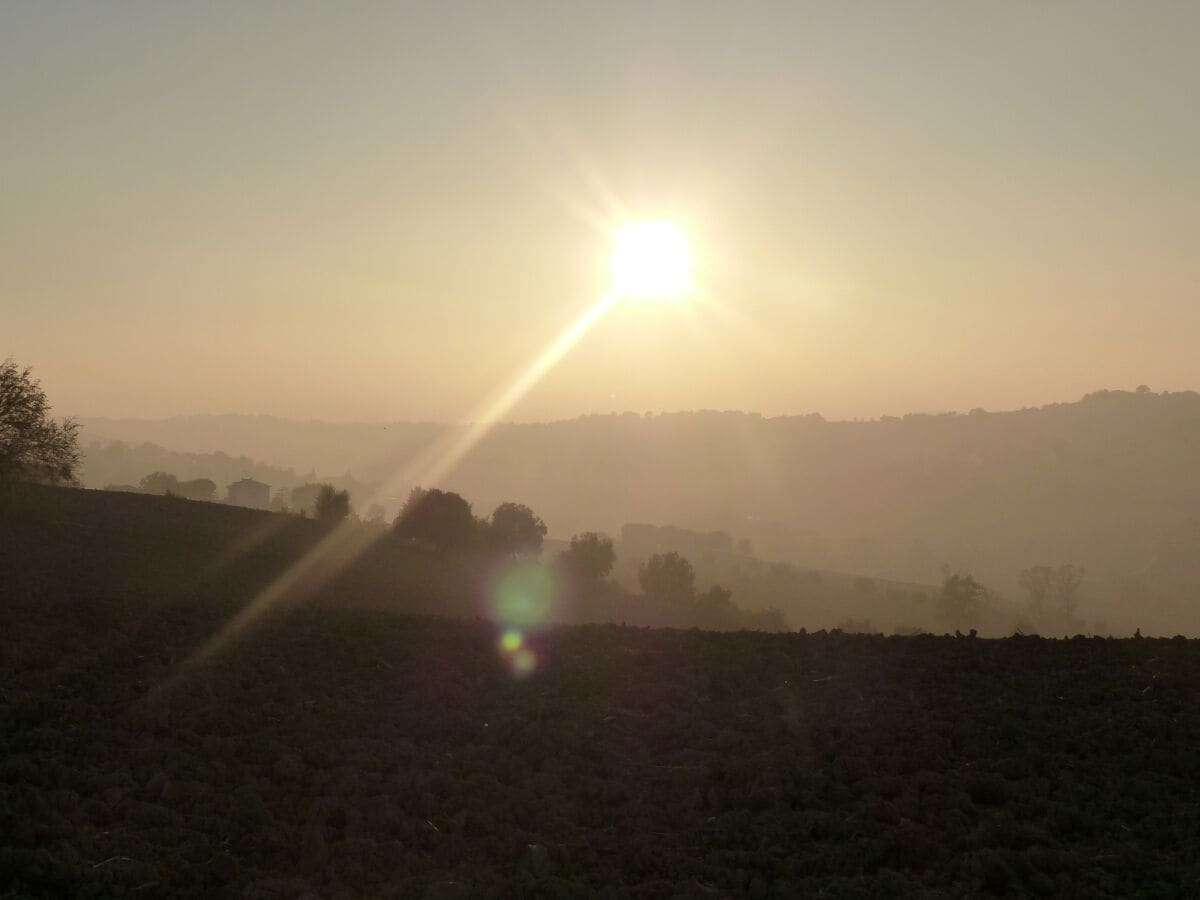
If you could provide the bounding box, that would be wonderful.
[2,487,1199,898]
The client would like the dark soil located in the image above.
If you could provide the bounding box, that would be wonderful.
[3,486,1200,897]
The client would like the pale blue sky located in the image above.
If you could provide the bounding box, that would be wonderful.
[3,2,1198,421]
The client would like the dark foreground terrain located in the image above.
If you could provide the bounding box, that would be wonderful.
[3,488,1200,897]
[5,606,1200,899]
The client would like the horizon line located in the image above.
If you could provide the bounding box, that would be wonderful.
[72,385,1198,431]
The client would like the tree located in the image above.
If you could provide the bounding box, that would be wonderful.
[694,583,739,629]
[638,551,696,604]
[557,531,616,586]
[1017,565,1055,615]
[0,360,80,484]
[1019,563,1085,619]
[393,487,478,553]
[938,571,986,629]
[698,583,733,609]
[139,471,180,495]
[314,484,352,524]
[487,501,547,558]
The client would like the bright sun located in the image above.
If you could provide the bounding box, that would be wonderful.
[611,222,693,300]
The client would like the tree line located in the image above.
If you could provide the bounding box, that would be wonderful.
[0,358,1088,634]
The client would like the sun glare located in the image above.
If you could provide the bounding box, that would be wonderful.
[611,222,693,300]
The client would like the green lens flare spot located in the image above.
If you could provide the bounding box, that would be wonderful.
[500,629,523,652]
[491,562,557,629]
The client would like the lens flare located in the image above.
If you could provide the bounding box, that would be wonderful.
[496,629,536,677]
[158,295,614,695]
[489,563,559,679]
[500,629,524,652]
[160,217,689,694]
[512,648,537,677]
[490,561,557,630]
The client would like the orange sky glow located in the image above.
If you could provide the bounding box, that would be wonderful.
[3,3,1198,423]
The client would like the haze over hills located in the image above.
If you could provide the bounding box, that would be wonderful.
[79,387,1200,634]
[8,3,1200,894]
[76,438,373,509]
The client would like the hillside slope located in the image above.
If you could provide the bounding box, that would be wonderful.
[0,485,782,633]
[2,487,1199,896]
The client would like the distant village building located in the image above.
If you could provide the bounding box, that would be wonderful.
[227,478,270,509]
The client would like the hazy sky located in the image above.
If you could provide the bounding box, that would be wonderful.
[4,2,1198,423]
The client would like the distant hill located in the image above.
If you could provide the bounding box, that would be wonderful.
[81,388,1200,633]
[76,439,375,509]
[79,415,442,487]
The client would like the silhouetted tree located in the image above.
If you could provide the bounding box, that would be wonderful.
[638,551,696,604]
[0,359,80,485]
[315,484,352,524]
[487,501,547,558]
[696,583,735,618]
[557,531,616,585]
[139,471,180,495]
[1018,565,1051,612]
[393,487,478,554]
[1019,563,1085,619]
[938,571,986,629]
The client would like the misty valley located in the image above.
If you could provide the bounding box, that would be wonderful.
[5,2,1200,896]
[77,387,1200,639]
[5,372,1200,897]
